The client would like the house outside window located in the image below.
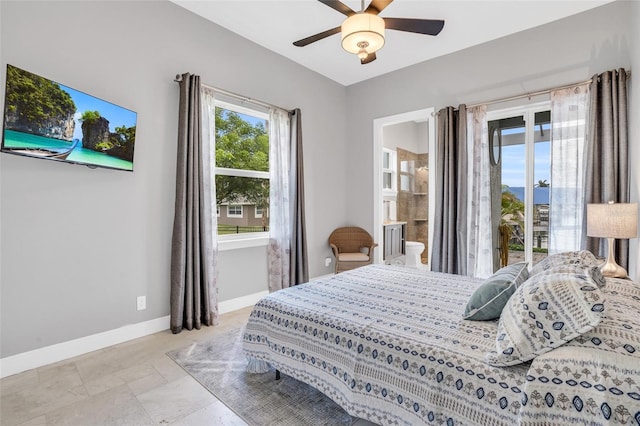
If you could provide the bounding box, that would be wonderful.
[214,98,270,239]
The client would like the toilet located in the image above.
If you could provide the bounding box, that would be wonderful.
[405,241,425,268]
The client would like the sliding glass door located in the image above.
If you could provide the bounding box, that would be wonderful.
[488,103,551,268]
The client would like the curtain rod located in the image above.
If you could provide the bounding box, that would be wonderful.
[449,69,632,112]
[174,74,290,113]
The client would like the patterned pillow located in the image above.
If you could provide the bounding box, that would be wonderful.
[485,272,605,366]
[529,250,599,276]
[463,262,529,321]
[534,264,607,287]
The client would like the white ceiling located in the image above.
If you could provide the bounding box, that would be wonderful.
[170,0,613,86]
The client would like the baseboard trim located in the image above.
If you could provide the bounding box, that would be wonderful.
[0,290,272,379]
[0,316,170,379]
[219,290,268,314]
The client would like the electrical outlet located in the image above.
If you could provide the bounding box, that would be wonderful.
[325,257,332,267]
[137,296,146,311]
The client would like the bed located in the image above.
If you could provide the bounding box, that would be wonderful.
[243,262,640,425]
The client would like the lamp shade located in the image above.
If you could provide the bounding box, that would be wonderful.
[587,202,638,239]
[341,13,385,55]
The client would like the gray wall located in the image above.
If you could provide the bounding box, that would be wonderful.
[0,1,347,358]
[383,121,426,154]
[345,1,638,279]
[217,247,268,301]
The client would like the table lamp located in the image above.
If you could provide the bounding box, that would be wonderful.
[587,202,638,278]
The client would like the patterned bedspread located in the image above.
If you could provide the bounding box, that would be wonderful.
[243,264,640,425]
[520,277,640,425]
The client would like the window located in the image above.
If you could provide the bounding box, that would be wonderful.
[215,98,269,238]
[227,204,243,218]
[216,205,220,217]
[382,148,397,193]
[489,103,550,267]
[255,206,263,218]
[399,159,414,192]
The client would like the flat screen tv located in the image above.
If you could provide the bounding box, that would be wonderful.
[2,64,137,171]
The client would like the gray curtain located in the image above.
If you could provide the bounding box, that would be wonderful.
[170,73,218,334]
[584,68,629,268]
[290,109,309,285]
[431,105,468,274]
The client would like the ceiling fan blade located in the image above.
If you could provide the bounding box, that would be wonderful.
[318,0,356,17]
[365,0,393,15]
[360,52,377,64]
[293,26,341,47]
[384,18,445,36]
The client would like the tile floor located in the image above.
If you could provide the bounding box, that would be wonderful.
[0,307,376,426]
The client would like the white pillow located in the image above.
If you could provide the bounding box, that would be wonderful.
[486,272,605,366]
[529,250,599,276]
[534,264,607,287]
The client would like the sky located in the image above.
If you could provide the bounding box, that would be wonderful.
[500,124,551,188]
[61,85,137,141]
[218,106,266,129]
[237,111,266,128]
[501,142,550,187]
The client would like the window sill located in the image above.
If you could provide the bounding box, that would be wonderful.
[218,233,269,251]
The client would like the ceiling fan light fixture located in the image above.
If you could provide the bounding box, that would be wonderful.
[357,44,369,60]
[341,13,385,56]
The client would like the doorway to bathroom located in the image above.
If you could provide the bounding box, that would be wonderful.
[373,108,436,268]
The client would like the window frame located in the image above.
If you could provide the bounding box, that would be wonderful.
[487,101,551,267]
[227,204,244,218]
[214,98,270,248]
[382,148,397,194]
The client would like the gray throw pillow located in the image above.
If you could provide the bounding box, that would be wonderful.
[463,262,529,321]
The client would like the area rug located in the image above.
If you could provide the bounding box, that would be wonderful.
[167,327,353,426]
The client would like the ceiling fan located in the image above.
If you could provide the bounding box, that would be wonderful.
[293,0,445,65]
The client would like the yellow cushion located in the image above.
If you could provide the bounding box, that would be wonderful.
[338,253,369,262]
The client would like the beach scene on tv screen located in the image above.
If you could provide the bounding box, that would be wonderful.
[2,65,137,171]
